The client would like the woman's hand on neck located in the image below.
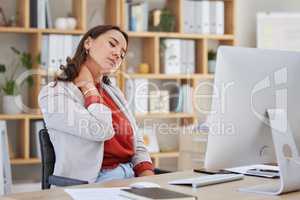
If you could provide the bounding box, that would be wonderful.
[84,56,103,84]
[73,65,100,97]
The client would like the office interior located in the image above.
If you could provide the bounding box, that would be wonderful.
[0,0,300,198]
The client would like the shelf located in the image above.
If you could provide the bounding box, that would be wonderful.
[10,158,41,165]
[127,31,235,40]
[38,28,85,34]
[0,27,37,34]
[135,113,196,119]
[0,27,84,35]
[0,114,43,120]
[150,151,179,159]
[124,73,214,80]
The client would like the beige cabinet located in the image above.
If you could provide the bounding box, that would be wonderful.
[178,129,208,170]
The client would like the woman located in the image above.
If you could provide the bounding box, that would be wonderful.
[38,25,154,183]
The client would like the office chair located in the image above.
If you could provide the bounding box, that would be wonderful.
[39,128,170,189]
[39,128,89,189]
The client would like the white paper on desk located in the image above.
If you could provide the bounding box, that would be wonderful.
[225,164,279,174]
[64,187,130,200]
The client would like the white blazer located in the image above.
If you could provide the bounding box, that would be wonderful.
[38,81,152,183]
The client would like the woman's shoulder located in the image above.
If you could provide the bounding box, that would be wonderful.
[38,81,79,98]
[104,82,122,93]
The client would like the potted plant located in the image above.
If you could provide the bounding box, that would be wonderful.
[0,47,34,114]
[149,8,176,32]
[208,49,217,74]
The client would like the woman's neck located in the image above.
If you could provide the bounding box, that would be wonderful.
[84,58,103,84]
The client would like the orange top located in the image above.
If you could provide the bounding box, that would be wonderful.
[84,85,153,176]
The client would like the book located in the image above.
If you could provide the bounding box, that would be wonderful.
[30,0,46,28]
[166,83,181,112]
[149,90,170,113]
[120,187,197,200]
[30,0,38,27]
[127,1,149,32]
[45,0,53,28]
[182,84,194,113]
[149,90,161,113]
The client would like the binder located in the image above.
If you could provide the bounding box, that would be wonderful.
[48,34,58,71]
[183,0,195,33]
[210,1,224,34]
[38,0,46,28]
[180,40,188,74]
[186,40,196,74]
[63,35,73,65]
[216,1,224,34]
[162,39,181,74]
[195,1,210,34]
[41,35,49,69]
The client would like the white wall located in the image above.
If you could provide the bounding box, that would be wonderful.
[236,0,300,47]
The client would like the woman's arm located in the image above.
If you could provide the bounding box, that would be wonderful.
[138,170,155,176]
[38,83,115,142]
[131,115,155,176]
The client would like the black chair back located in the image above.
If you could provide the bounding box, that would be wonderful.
[38,128,168,189]
[39,128,55,189]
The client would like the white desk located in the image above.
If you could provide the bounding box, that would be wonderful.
[2,171,300,200]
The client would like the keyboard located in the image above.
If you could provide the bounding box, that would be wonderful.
[168,174,244,188]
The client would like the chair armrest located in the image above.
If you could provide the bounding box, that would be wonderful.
[154,168,171,174]
[48,175,88,187]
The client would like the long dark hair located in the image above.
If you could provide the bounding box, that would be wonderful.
[55,25,128,85]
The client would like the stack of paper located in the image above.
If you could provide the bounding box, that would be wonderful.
[225,164,279,174]
[64,187,130,200]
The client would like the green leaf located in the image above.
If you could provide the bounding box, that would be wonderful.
[26,76,34,87]
[2,80,17,95]
[208,50,217,60]
[21,53,32,69]
[10,46,20,55]
[0,64,6,73]
[36,53,41,65]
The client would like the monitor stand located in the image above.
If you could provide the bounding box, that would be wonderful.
[239,109,300,195]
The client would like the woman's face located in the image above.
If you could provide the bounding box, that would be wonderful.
[84,29,127,77]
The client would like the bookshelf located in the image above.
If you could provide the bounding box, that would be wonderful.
[0,0,89,165]
[0,0,236,170]
[118,0,236,170]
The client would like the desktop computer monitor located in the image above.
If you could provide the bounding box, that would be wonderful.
[204,46,300,170]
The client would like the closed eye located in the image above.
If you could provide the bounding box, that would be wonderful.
[109,41,116,47]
